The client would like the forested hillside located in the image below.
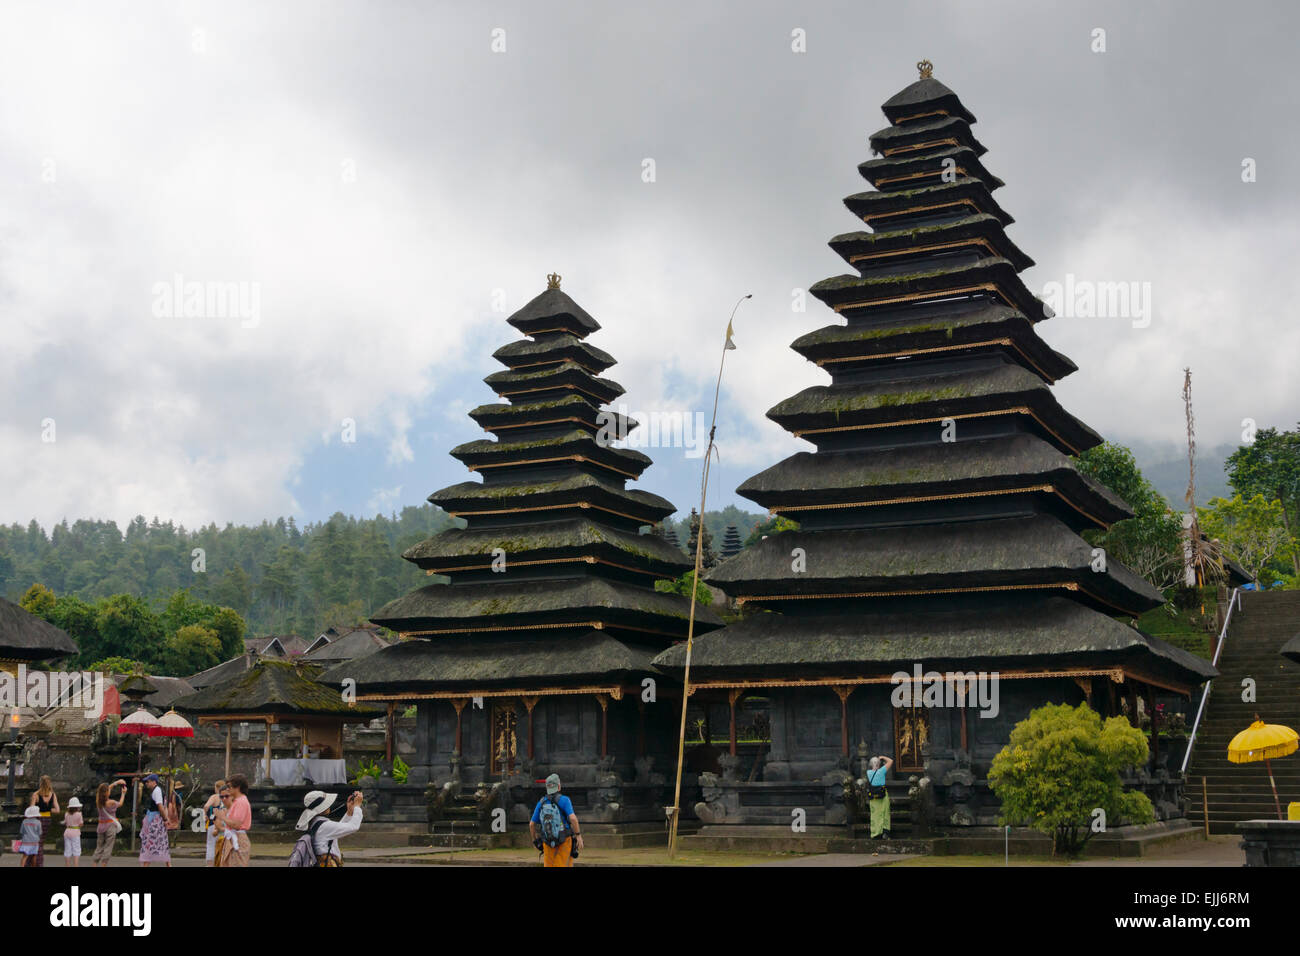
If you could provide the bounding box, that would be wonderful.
[0,504,767,641]
[0,506,459,638]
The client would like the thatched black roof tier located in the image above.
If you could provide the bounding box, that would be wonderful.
[0,596,78,661]
[430,473,675,527]
[828,214,1034,273]
[401,518,693,577]
[704,514,1163,616]
[737,433,1131,529]
[868,115,986,157]
[451,430,652,480]
[188,653,255,690]
[483,361,626,406]
[811,257,1044,323]
[881,76,977,125]
[791,305,1071,383]
[301,627,393,666]
[492,334,616,374]
[652,597,1215,691]
[506,287,600,339]
[370,576,722,637]
[858,145,1004,193]
[173,659,381,720]
[468,394,637,438]
[766,360,1102,455]
[322,630,661,693]
[845,177,1012,229]
[1281,633,1300,665]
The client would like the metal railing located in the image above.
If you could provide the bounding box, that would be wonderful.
[1180,586,1243,774]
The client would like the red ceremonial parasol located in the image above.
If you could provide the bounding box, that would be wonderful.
[118,707,159,735]
[150,709,194,739]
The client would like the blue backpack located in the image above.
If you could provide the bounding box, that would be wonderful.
[537,796,571,847]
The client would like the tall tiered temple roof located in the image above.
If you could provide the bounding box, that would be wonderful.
[334,276,720,699]
[721,525,743,559]
[656,64,1214,694]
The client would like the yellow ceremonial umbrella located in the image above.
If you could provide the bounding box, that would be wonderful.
[1227,715,1299,820]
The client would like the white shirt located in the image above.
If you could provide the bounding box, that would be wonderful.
[311,807,363,859]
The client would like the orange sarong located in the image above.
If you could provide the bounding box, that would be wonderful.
[542,838,573,867]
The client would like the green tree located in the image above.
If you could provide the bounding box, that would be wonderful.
[988,702,1154,858]
[19,582,56,617]
[743,515,799,547]
[90,594,165,669]
[1198,494,1296,588]
[654,570,714,606]
[89,656,144,675]
[206,607,246,660]
[161,624,223,676]
[1225,425,1300,576]
[1076,442,1185,590]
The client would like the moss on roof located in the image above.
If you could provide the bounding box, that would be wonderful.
[173,659,382,719]
[652,596,1214,686]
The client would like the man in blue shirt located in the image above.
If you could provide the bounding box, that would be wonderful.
[529,773,584,867]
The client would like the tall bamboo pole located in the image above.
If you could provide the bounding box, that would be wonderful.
[667,294,749,859]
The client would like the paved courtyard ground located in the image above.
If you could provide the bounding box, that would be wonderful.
[13,834,1246,867]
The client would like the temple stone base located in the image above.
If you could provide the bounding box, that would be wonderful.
[1237,820,1300,866]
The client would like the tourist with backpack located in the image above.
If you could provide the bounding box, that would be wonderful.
[529,773,583,867]
[289,789,364,867]
[866,755,893,840]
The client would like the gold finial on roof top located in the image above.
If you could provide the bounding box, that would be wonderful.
[546,272,562,290]
[917,59,933,80]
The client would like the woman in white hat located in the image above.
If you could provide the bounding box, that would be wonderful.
[62,797,84,866]
[296,789,364,867]
[17,806,43,867]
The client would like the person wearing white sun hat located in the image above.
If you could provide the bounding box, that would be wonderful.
[63,797,84,866]
[18,806,43,866]
[296,789,364,867]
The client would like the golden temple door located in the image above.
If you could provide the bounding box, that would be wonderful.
[490,703,518,775]
[893,706,930,772]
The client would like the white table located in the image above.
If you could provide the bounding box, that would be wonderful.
[268,758,347,786]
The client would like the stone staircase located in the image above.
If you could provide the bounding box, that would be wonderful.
[679,787,915,853]
[1186,590,1300,833]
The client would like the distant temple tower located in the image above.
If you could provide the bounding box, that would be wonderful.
[337,278,719,823]
[720,525,743,559]
[655,65,1214,828]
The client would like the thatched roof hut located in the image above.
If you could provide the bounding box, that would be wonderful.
[0,596,77,664]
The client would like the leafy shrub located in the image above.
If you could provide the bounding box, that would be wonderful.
[988,702,1154,858]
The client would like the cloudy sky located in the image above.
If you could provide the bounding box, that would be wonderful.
[2,0,1297,531]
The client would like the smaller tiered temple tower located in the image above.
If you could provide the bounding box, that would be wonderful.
[336,277,719,824]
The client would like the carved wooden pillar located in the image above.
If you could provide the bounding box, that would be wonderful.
[1142,684,1159,768]
[523,696,539,760]
[1123,681,1139,729]
[636,697,646,757]
[727,689,742,756]
[959,703,969,752]
[832,685,854,758]
[451,698,468,755]
[596,694,609,758]
[385,702,396,763]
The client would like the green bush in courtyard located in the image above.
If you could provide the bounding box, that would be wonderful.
[987,702,1154,858]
